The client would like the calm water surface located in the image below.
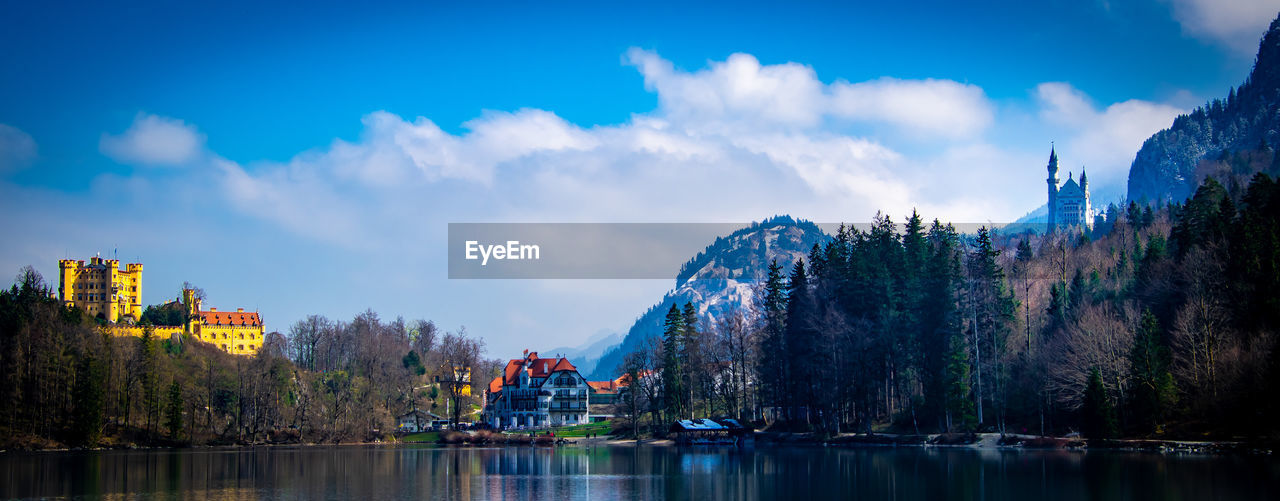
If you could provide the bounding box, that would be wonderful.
[1,444,1277,500]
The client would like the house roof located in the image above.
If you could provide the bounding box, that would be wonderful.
[503,359,523,385]
[398,409,442,420]
[614,370,649,386]
[498,351,586,388]
[671,419,726,431]
[528,358,558,377]
[587,380,619,393]
[716,418,746,430]
[550,358,577,373]
[1058,173,1086,198]
[488,376,503,395]
[198,310,262,327]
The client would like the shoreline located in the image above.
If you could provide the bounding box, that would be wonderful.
[3,432,1272,456]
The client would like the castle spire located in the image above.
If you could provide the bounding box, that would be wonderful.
[1080,167,1087,189]
[1048,143,1059,175]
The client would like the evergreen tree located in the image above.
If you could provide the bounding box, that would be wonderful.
[921,220,964,430]
[680,301,701,417]
[661,304,685,422]
[1067,269,1087,312]
[756,260,788,417]
[165,380,184,439]
[1014,239,1035,353]
[1082,368,1118,439]
[140,328,161,439]
[1172,178,1230,257]
[71,356,106,446]
[966,227,1016,430]
[402,350,426,376]
[783,259,816,424]
[944,332,975,432]
[1128,311,1176,435]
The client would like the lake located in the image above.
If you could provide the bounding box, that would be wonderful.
[1,444,1276,500]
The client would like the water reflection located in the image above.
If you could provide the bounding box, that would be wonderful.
[0,444,1276,500]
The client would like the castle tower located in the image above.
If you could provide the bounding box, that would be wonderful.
[1047,145,1059,232]
[56,256,143,323]
[58,259,79,304]
[1080,168,1091,226]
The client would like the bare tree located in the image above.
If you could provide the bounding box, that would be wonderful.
[437,328,484,426]
[617,347,655,439]
[288,315,331,371]
[715,311,755,420]
[1046,302,1135,410]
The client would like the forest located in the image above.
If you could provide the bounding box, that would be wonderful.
[3,171,1279,447]
[0,278,492,448]
[617,171,1280,440]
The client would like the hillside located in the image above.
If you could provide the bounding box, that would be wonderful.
[1127,14,1280,203]
[587,216,829,380]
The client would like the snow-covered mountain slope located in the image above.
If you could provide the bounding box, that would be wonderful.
[586,215,829,380]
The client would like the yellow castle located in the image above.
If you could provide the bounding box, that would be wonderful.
[179,288,265,355]
[57,257,264,355]
[58,256,144,323]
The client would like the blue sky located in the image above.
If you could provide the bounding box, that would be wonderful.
[2,0,1276,356]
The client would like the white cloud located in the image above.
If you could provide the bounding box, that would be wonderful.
[100,113,206,167]
[208,55,1184,247]
[627,49,827,129]
[830,78,994,138]
[1036,82,1186,188]
[625,48,995,138]
[1166,0,1280,55]
[0,124,37,174]
[13,49,1196,354]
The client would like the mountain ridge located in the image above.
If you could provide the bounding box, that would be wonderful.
[1127,13,1280,203]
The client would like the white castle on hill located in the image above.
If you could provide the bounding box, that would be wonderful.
[1046,146,1092,231]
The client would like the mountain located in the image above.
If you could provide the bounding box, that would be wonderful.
[586,215,829,380]
[541,329,622,376]
[1127,14,1280,204]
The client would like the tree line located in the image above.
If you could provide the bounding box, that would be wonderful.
[617,172,1280,439]
[0,273,494,448]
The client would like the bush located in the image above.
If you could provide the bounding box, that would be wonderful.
[440,431,467,444]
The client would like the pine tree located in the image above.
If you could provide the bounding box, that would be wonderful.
[966,227,1016,430]
[1015,239,1035,353]
[944,332,975,432]
[71,356,106,446]
[140,328,161,439]
[165,380,184,439]
[1128,310,1176,435]
[756,260,788,418]
[680,301,700,418]
[661,304,685,423]
[1082,368,1118,439]
[921,220,963,430]
[783,259,815,424]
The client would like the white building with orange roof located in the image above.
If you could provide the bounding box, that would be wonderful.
[482,350,627,429]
